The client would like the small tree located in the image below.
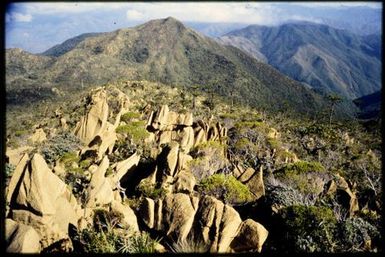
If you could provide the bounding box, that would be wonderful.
[327,94,342,125]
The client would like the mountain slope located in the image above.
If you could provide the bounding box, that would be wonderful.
[218,22,381,99]
[353,90,382,120]
[6,17,354,118]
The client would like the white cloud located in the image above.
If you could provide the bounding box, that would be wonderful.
[8,2,382,24]
[20,2,125,15]
[122,2,278,24]
[126,9,144,20]
[288,1,382,9]
[6,12,33,22]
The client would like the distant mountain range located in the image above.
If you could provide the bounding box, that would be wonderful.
[6,17,357,118]
[217,22,381,100]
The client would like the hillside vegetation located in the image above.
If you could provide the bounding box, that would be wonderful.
[6,17,355,119]
[5,80,382,253]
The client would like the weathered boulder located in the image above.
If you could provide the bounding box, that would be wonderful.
[162,193,197,241]
[177,152,193,172]
[267,128,280,139]
[110,200,139,232]
[110,152,140,186]
[86,156,114,208]
[194,128,207,147]
[233,164,245,179]
[6,146,33,167]
[173,170,196,193]
[238,167,256,183]
[335,174,359,216]
[139,198,155,229]
[151,105,169,130]
[159,130,172,145]
[323,179,337,195]
[245,166,265,200]
[180,126,195,153]
[29,128,47,143]
[7,154,80,249]
[216,205,242,253]
[91,123,117,161]
[191,196,225,251]
[230,219,269,253]
[6,219,41,253]
[161,142,180,177]
[74,88,109,144]
[60,118,68,130]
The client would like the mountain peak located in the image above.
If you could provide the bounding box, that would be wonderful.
[140,16,186,32]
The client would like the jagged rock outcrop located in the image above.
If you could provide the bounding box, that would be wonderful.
[191,195,243,252]
[138,194,267,253]
[110,200,139,232]
[146,105,227,153]
[6,218,41,253]
[75,87,130,161]
[161,193,197,240]
[86,156,114,208]
[109,152,141,186]
[244,166,265,200]
[74,88,109,144]
[335,174,360,216]
[6,146,33,166]
[6,153,81,249]
[29,128,47,143]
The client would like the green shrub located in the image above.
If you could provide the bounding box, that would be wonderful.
[116,121,149,143]
[219,113,238,120]
[40,132,81,164]
[121,112,141,123]
[198,174,253,205]
[337,217,380,252]
[189,141,227,181]
[279,205,337,252]
[5,163,16,178]
[137,180,167,200]
[280,161,325,174]
[275,161,326,195]
[119,232,160,253]
[234,121,264,129]
[169,235,209,253]
[79,210,160,253]
[265,184,310,208]
[60,151,80,167]
[191,140,225,158]
[267,138,281,149]
[14,130,28,137]
[80,226,121,253]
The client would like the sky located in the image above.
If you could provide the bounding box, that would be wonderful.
[5,1,383,53]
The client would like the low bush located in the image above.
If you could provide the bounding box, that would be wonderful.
[137,180,167,200]
[169,235,209,253]
[275,161,327,195]
[337,217,380,252]
[116,121,149,144]
[119,232,160,253]
[5,163,16,178]
[189,141,228,181]
[265,184,314,208]
[278,205,337,252]
[121,112,141,123]
[197,174,253,205]
[40,132,81,164]
[280,161,325,174]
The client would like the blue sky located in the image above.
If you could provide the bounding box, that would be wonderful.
[5,2,382,53]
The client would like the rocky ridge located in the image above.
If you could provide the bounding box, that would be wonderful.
[5,80,381,253]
